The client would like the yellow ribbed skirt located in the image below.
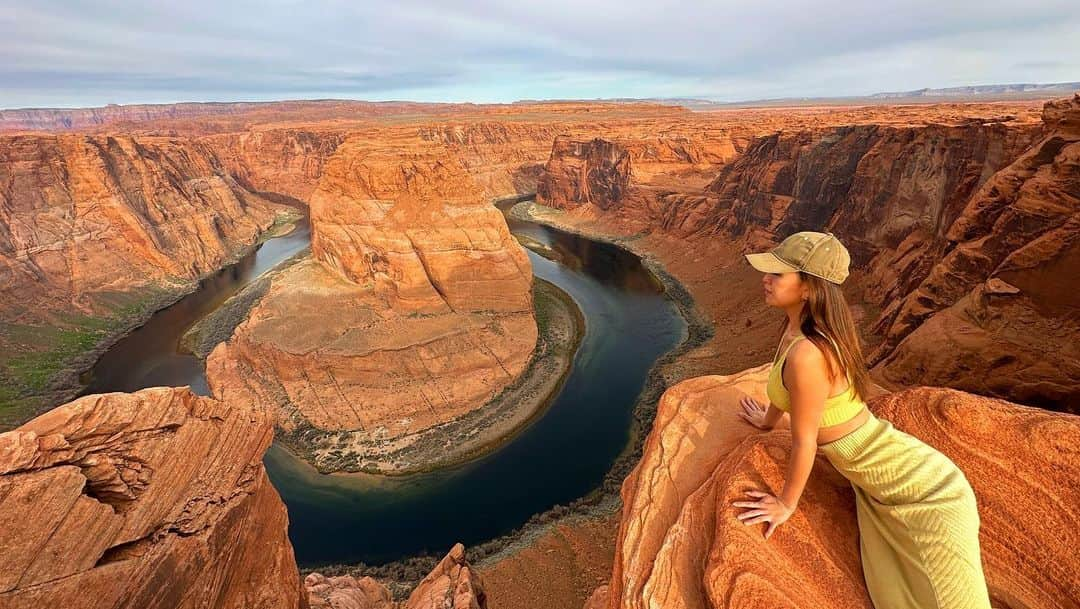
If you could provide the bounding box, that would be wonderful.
[818,412,992,609]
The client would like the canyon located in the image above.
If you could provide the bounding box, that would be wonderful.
[532,96,1078,411]
[0,95,1076,609]
[0,133,297,425]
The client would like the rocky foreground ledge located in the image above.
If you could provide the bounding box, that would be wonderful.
[0,386,304,609]
[586,368,1079,609]
[0,385,490,609]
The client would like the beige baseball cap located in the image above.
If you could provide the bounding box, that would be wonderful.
[745,231,851,284]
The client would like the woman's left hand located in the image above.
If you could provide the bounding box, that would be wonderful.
[733,489,793,539]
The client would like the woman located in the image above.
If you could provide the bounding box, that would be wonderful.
[731,230,992,609]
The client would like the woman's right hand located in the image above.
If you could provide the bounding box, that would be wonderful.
[738,394,771,430]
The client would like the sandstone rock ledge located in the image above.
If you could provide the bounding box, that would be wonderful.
[306,542,487,609]
[0,386,306,609]
[208,266,581,476]
[598,368,1079,609]
[205,132,548,475]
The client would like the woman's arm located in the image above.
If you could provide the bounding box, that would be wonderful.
[762,404,785,429]
[733,341,830,538]
[777,343,830,510]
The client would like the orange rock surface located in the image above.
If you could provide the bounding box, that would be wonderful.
[604,369,1079,608]
[0,134,287,323]
[0,133,293,420]
[534,98,1076,411]
[306,543,486,609]
[0,386,306,609]
[870,95,1080,408]
[204,128,540,474]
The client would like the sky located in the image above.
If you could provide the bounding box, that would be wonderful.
[2,0,1079,109]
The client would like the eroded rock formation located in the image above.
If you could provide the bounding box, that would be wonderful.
[205,132,540,474]
[0,134,287,320]
[0,386,306,609]
[306,543,486,609]
[537,138,634,211]
[535,97,1077,411]
[205,129,350,202]
[870,94,1080,409]
[0,133,292,423]
[604,370,1079,608]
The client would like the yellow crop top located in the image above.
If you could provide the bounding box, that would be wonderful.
[766,332,866,427]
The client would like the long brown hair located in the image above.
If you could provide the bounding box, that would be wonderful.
[777,272,872,402]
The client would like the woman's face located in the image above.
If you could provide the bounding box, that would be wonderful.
[762,271,807,308]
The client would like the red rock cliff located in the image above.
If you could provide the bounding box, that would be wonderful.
[0,386,306,609]
[535,100,1077,410]
[537,138,634,211]
[204,128,350,202]
[869,95,1080,409]
[602,370,1079,608]
[0,133,291,424]
[0,134,286,322]
[205,128,540,474]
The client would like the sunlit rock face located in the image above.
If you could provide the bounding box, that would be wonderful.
[869,95,1080,410]
[305,543,487,609]
[0,133,285,322]
[205,130,539,472]
[607,370,1079,609]
[0,133,290,423]
[0,386,306,609]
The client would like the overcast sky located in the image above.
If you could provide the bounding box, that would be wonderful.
[2,0,1079,108]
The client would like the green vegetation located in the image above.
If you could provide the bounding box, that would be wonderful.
[0,210,302,429]
[0,283,182,429]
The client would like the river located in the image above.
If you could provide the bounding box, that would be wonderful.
[81,198,686,568]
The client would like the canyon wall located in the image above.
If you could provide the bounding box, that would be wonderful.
[0,386,307,609]
[0,134,291,424]
[600,370,1079,609]
[869,95,1080,408]
[0,134,287,321]
[537,138,634,211]
[205,129,540,474]
[536,99,1077,410]
[205,129,351,202]
[535,133,737,221]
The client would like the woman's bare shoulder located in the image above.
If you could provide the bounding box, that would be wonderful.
[787,338,828,369]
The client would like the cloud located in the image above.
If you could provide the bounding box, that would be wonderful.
[1,0,1078,107]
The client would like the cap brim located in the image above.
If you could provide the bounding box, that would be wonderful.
[745,252,799,274]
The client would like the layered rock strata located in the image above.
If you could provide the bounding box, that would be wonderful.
[306,543,486,609]
[0,386,306,609]
[0,134,286,319]
[205,134,540,474]
[603,370,1079,608]
[870,95,1080,409]
[536,98,1077,410]
[0,134,289,424]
